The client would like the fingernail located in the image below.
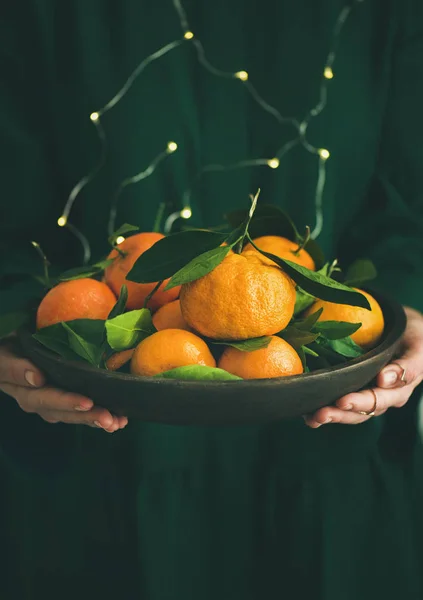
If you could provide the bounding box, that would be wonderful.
[94,421,103,429]
[323,418,332,425]
[343,404,353,411]
[24,371,38,387]
[75,405,91,412]
[383,370,398,386]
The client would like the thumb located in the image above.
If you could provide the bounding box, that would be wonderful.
[378,328,423,390]
[0,342,45,388]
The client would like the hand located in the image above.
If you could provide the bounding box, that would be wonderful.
[305,307,423,428]
[0,340,128,433]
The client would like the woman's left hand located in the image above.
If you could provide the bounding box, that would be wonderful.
[304,307,423,428]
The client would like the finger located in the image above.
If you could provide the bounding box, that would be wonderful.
[304,405,387,428]
[40,407,118,430]
[0,344,45,388]
[378,313,423,389]
[3,382,127,432]
[2,383,94,414]
[337,384,414,413]
[117,416,129,429]
[104,415,129,432]
[378,355,423,390]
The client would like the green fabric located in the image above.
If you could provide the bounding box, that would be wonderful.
[1,1,423,598]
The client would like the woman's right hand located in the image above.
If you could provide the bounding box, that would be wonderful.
[0,340,128,433]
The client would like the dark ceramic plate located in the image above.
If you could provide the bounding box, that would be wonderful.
[18,292,406,426]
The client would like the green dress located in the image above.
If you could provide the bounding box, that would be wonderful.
[1,1,423,598]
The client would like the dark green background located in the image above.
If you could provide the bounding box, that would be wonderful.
[1,1,423,598]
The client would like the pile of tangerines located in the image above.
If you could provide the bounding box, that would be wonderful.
[35,227,385,381]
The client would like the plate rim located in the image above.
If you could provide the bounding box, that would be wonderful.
[18,290,406,389]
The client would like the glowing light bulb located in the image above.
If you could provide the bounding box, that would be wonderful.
[324,67,334,80]
[267,158,280,169]
[184,31,194,40]
[90,112,100,122]
[115,236,126,245]
[319,148,330,160]
[57,216,67,227]
[234,71,249,82]
[181,207,192,219]
[167,141,178,153]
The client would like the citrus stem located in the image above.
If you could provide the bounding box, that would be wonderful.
[328,259,341,278]
[233,189,261,254]
[113,245,127,258]
[294,226,311,256]
[234,238,244,254]
[143,280,163,309]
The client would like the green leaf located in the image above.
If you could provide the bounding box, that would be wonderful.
[106,309,156,351]
[212,337,272,352]
[0,311,30,339]
[314,320,362,340]
[278,326,319,350]
[344,259,378,287]
[294,307,324,331]
[247,237,371,309]
[297,346,307,370]
[62,321,105,366]
[59,259,114,282]
[165,246,232,290]
[294,287,316,316]
[108,285,128,319]
[153,365,242,381]
[108,223,139,246]
[33,324,83,362]
[127,230,226,283]
[305,343,335,368]
[319,336,364,359]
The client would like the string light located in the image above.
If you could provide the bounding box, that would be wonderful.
[319,148,331,160]
[60,38,184,257]
[167,141,178,153]
[164,207,193,234]
[180,158,282,215]
[311,156,329,239]
[267,158,280,169]
[172,0,363,234]
[62,0,364,250]
[115,236,126,245]
[234,71,249,82]
[66,222,92,264]
[107,142,179,235]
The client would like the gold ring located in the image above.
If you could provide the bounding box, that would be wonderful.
[392,362,407,386]
[358,389,378,417]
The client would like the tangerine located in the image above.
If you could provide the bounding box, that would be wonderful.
[218,336,303,379]
[130,329,216,377]
[106,348,135,371]
[305,289,385,350]
[104,232,180,311]
[152,300,191,332]
[36,278,116,329]
[180,251,296,340]
[243,236,316,271]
